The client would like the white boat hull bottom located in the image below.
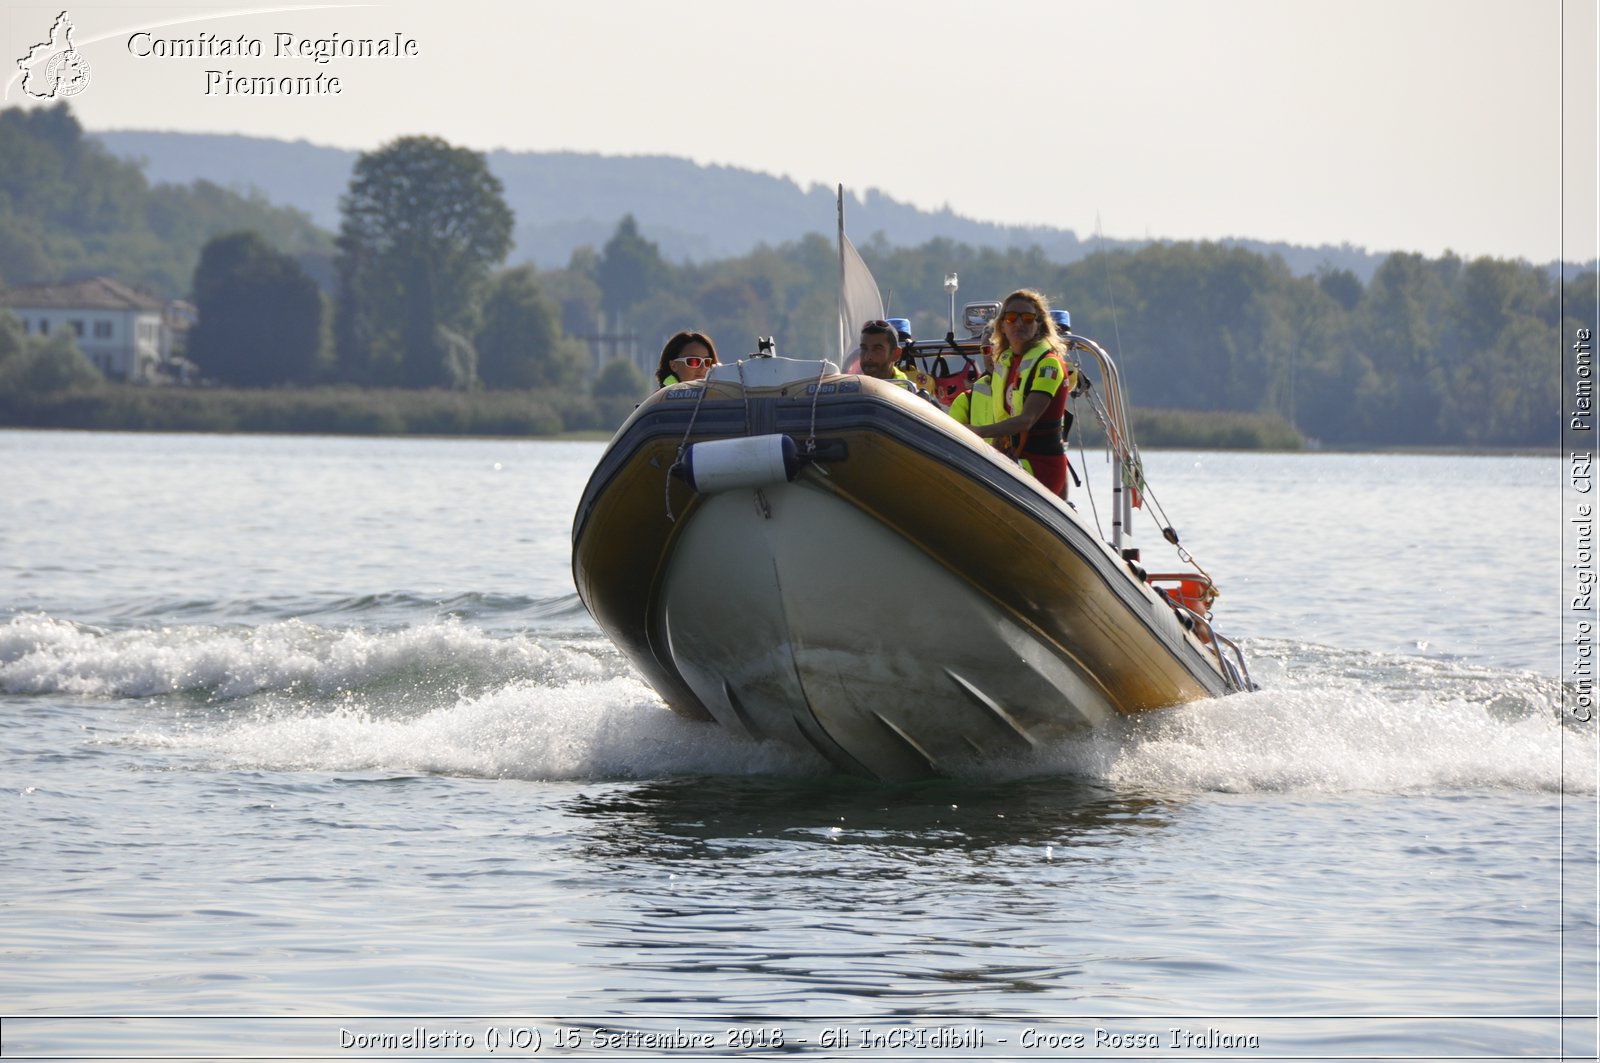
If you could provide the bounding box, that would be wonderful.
[659,481,1116,780]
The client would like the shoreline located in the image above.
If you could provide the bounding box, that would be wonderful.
[0,384,1560,454]
[0,422,1559,457]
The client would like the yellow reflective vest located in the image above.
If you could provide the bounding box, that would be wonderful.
[949,372,997,426]
[994,341,1073,420]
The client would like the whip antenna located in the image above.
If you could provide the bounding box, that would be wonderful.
[1094,211,1126,362]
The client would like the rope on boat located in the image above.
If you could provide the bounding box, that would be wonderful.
[1139,473,1220,598]
[664,359,829,522]
[664,381,712,523]
[1075,380,1221,600]
[803,361,828,455]
[1069,390,1106,540]
[1080,229,1225,606]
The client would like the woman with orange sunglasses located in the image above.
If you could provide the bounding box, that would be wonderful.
[973,288,1076,498]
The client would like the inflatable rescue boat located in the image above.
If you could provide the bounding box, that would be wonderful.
[571,333,1252,781]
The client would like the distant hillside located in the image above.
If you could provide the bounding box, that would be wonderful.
[0,109,331,297]
[94,129,1406,280]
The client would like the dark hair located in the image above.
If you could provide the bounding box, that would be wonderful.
[859,319,900,347]
[655,330,719,385]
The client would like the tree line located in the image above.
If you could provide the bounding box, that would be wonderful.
[513,225,1580,447]
[0,104,330,296]
[0,103,1585,448]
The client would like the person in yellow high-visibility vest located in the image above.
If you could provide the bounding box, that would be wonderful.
[949,327,998,427]
[857,320,910,382]
[859,319,939,404]
[974,289,1078,497]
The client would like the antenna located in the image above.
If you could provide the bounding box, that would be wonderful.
[1094,213,1125,362]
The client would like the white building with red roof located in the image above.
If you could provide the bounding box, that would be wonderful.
[0,277,174,382]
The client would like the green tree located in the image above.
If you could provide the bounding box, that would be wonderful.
[1316,266,1363,312]
[0,212,52,286]
[542,249,604,336]
[591,356,647,425]
[629,290,698,354]
[0,103,330,296]
[189,231,326,386]
[1437,257,1559,445]
[336,135,514,388]
[0,311,102,398]
[475,266,584,389]
[694,278,768,354]
[1351,253,1451,442]
[1280,281,1364,444]
[332,237,381,383]
[592,356,647,397]
[773,232,851,357]
[1057,242,1288,413]
[597,214,666,318]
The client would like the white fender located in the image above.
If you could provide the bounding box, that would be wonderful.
[684,435,800,494]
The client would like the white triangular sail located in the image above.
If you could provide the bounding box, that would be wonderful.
[837,186,884,363]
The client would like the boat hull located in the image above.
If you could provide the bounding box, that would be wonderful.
[572,364,1235,780]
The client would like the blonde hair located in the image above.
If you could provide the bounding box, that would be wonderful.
[996,288,1066,358]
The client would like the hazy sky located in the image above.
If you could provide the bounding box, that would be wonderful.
[4,0,1596,263]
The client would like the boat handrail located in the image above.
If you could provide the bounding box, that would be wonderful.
[1066,334,1137,466]
[1213,632,1254,691]
[1066,334,1142,552]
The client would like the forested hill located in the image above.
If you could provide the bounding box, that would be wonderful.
[3,108,1584,450]
[94,129,1394,278]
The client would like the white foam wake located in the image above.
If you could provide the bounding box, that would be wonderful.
[134,676,825,781]
[0,612,613,700]
[135,675,1587,792]
[16,614,1587,792]
[1008,662,1590,794]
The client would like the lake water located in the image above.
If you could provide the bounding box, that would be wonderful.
[1,430,1594,1060]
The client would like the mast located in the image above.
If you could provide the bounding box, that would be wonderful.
[836,184,846,363]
